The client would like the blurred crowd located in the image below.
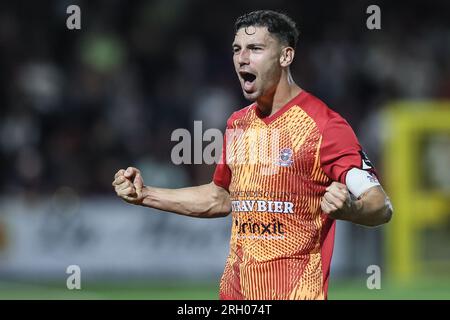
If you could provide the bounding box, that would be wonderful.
[1,0,449,196]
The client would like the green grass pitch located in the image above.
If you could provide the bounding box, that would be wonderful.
[0,278,449,300]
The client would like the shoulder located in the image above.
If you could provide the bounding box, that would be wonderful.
[299,90,352,134]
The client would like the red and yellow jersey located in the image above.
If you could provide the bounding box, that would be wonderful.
[213,90,370,300]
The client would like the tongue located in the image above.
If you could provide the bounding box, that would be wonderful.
[244,80,255,92]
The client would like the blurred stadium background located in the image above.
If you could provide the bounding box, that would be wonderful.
[0,0,449,299]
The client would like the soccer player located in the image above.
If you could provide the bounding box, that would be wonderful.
[112,10,392,300]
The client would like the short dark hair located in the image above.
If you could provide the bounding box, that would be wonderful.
[234,10,299,48]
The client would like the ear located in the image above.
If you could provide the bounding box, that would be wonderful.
[279,47,295,67]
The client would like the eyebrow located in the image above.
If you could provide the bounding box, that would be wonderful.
[232,43,266,48]
[248,43,266,48]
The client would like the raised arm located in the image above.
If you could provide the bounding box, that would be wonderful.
[321,182,393,227]
[112,167,231,218]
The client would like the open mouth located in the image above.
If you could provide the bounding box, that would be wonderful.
[239,71,256,83]
[239,71,257,92]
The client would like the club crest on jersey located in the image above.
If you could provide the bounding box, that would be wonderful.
[276,148,294,167]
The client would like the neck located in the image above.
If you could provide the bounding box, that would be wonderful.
[256,70,302,117]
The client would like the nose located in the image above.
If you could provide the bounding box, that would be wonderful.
[238,48,250,66]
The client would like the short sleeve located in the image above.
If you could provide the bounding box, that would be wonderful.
[320,115,377,184]
[213,117,234,191]
[213,135,231,190]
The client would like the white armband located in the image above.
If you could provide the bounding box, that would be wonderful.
[345,168,380,198]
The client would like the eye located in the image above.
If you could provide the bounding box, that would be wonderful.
[251,47,263,52]
[232,47,240,54]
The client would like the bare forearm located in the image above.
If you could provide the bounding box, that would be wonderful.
[338,187,393,227]
[141,182,231,218]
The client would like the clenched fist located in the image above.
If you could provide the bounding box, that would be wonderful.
[321,181,353,219]
[112,167,144,205]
